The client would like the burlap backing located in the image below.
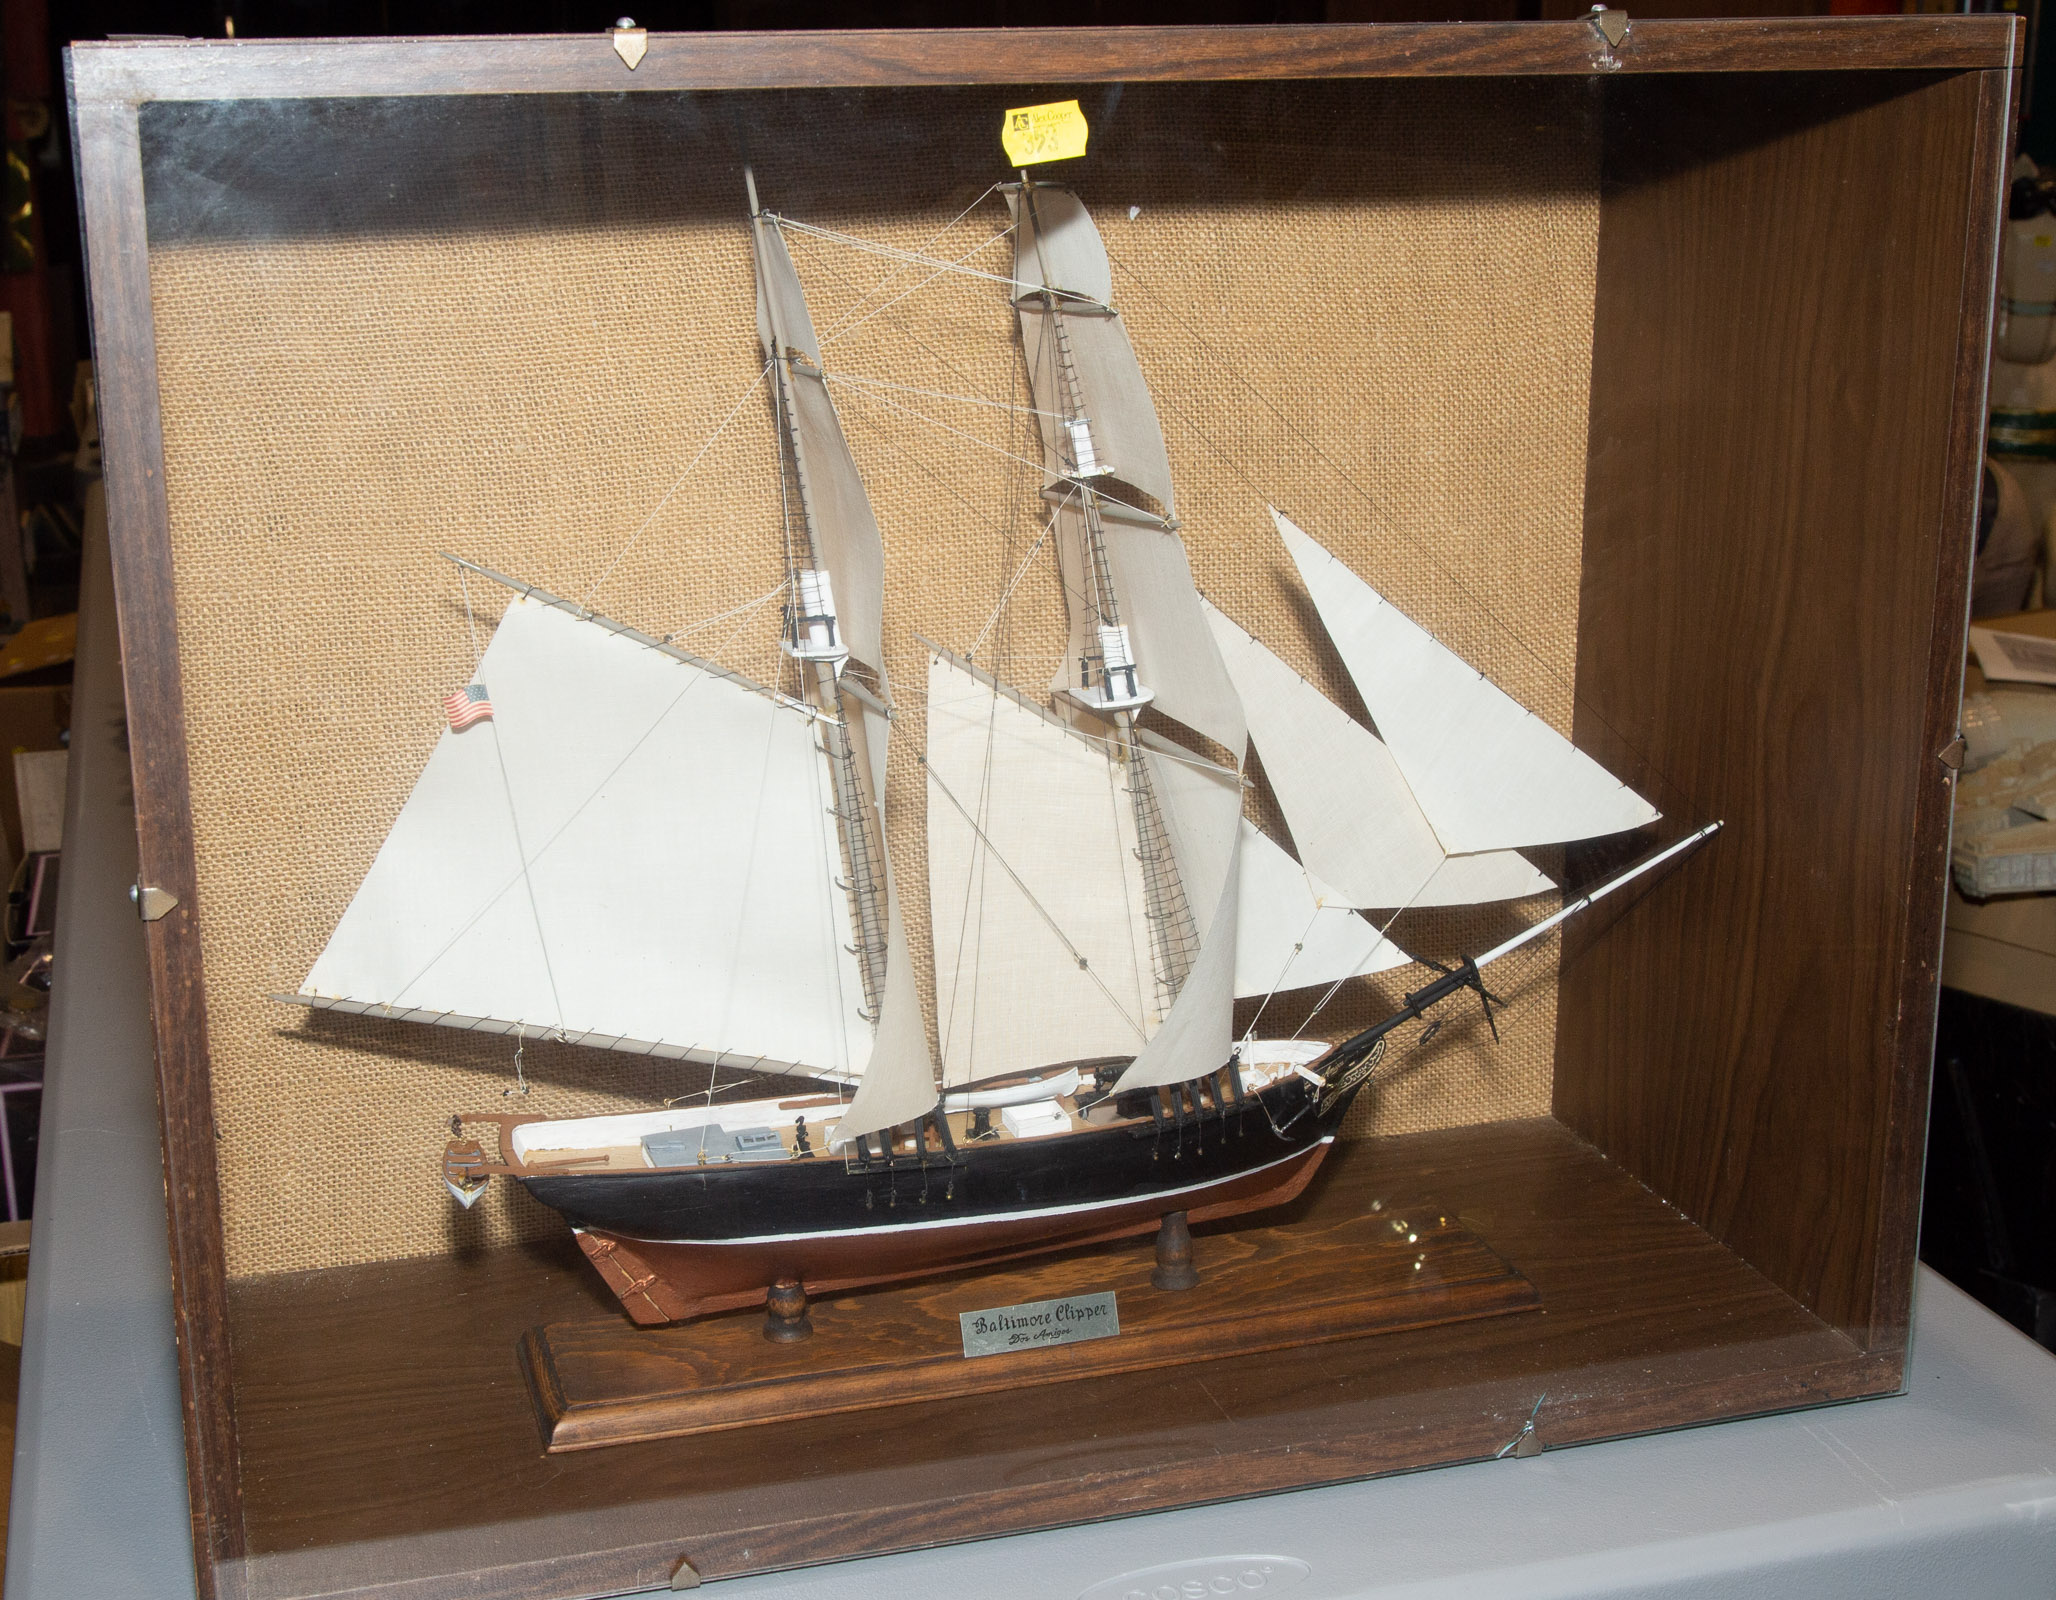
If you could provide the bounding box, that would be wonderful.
[137,80,1602,1279]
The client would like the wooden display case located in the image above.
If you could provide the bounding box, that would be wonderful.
[68,17,2010,1600]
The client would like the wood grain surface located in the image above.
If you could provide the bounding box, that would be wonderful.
[66,80,243,1600]
[67,17,2014,108]
[526,1202,1538,1451]
[224,1120,1892,1600]
[1556,67,2005,1352]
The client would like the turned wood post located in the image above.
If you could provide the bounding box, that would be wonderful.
[1152,1210,1199,1291]
[763,1278,814,1342]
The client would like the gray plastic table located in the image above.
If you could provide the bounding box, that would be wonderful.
[8,498,2055,1600]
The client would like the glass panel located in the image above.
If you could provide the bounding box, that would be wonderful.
[123,69,1964,1598]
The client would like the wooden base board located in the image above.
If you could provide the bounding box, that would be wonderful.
[225,1121,1898,1600]
[522,1201,1539,1451]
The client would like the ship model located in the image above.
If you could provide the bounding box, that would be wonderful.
[277,174,1715,1331]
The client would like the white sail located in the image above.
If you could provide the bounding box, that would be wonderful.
[1234,821,1411,997]
[297,595,871,1078]
[1010,185,1114,307]
[925,650,1155,1087]
[752,212,889,674]
[1204,602,1552,910]
[1102,524,1246,756]
[1019,311,1179,518]
[1111,856,1237,1095]
[1106,742,1243,1094]
[1010,186,1178,518]
[1273,509,1659,855]
[829,692,940,1145]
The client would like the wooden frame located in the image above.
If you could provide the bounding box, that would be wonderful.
[67,18,2011,1600]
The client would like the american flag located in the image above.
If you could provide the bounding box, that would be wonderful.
[443,682,493,731]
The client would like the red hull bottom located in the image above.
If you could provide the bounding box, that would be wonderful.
[575,1138,1334,1325]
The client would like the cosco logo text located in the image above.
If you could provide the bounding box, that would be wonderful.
[1079,1556,1312,1600]
[1126,1571,1272,1600]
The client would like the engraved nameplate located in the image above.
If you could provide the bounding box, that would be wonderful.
[960,1291,1119,1358]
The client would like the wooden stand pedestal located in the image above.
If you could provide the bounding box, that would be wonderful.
[520,1197,1539,1453]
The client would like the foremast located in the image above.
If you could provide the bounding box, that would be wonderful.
[1015,176,1200,1017]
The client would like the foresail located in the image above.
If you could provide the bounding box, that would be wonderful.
[753,212,889,676]
[1011,185,1178,519]
[1204,601,1551,910]
[1102,525,1246,756]
[1009,185,1114,307]
[1110,742,1242,1093]
[925,650,1155,1087]
[1019,312,1178,519]
[297,595,871,1078]
[1235,822,1411,997]
[1273,510,1659,855]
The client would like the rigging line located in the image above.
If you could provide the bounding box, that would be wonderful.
[924,756,1149,1043]
[385,593,785,1011]
[1097,244,1700,819]
[834,378,1067,482]
[771,214,1024,294]
[1296,882,1435,1038]
[483,713,569,1036]
[663,578,791,648]
[835,396,1034,536]
[823,369,1064,422]
[579,360,772,611]
[456,566,484,671]
[1238,898,1331,1047]
[966,506,1059,660]
[815,185,1008,342]
[819,227,1018,352]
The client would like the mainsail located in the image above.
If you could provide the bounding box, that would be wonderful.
[294,593,872,1077]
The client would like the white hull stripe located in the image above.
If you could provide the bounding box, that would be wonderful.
[574,1138,1335,1248]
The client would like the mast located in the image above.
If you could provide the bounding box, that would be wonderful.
[750,168,892,1019]
[1018,177,1200,1013]
[749,172,939,1144]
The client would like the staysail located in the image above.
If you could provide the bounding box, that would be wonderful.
[293,593,873,1078]
[1234,822,1412,997]
[1203,601,1552,910]
[1273,510,1660,855]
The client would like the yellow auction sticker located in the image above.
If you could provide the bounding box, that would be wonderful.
[1002,99,1089,167]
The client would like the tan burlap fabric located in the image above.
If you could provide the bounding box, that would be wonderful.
[140,81,1600,1278]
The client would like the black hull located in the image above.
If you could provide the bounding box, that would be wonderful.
[523,1074,1333,1245]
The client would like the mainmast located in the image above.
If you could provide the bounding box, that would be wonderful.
[1017,177,1200,1013]
[747,171,939,1146]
